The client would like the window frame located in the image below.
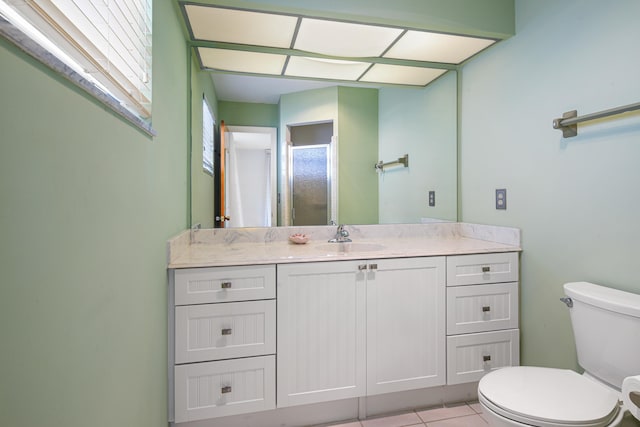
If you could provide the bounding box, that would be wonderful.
[0,0,155,136]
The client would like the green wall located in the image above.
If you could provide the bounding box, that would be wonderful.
[378,72,458,223]
[338,86,379,224]
[279,86,378,225]
[0,1,187,426]
[460,0,640,370]
[219,101,279,128]
[190,53,219,229]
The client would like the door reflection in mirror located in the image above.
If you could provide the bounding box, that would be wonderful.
[224,126,278,228]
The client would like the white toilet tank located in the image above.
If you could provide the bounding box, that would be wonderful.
[564,281,640,389]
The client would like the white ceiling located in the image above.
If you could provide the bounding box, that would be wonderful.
[183,3,498,103]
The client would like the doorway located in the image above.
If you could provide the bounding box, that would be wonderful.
[287,122,335,226]
[224,126,277,228]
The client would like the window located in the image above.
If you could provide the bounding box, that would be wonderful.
[202,97,214,176]
[0,0,153,132]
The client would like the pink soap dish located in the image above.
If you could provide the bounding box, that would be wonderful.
[289,233,309,244]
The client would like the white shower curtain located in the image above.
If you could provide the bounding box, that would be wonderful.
[226,134,245,228]
[263,149,271,226]
[226,133,273,228]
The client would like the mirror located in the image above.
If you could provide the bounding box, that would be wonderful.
[189,53,458,228]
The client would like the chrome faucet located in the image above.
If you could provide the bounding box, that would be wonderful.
[329,224,352,243]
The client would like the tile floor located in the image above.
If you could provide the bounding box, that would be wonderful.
[320,402,487,427]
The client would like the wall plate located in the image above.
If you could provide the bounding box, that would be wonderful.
[496,189,507,210]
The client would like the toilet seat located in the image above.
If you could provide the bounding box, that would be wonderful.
[478,367,620,427]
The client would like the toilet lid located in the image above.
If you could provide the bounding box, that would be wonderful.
[478,367,620,427]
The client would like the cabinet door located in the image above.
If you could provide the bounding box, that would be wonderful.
[175,300,276,364]
[446,252,518,286]
[174,355,275,422]
[366,257,446,395]
[277,261,366,407]
[174,265,276,305]
[446,329,519,385]
[446,282,518,335]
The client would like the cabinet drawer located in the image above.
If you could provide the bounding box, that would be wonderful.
[447,282,518,335]
[447,252,518,286]
[174,355,275,423]
[175,300,276,364]
[446,329,519,385]
[174,265,275,305]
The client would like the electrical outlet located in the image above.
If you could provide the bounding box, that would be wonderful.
[496,189,507,210]
[428,191,435,207]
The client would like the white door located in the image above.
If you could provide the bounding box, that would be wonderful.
[277,261,367,407]
[224,126,277,228]
[366,257,446,395]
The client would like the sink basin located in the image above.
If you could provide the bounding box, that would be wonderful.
[315,242,386,254]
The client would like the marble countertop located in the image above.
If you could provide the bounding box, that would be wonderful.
[167,223,521,269]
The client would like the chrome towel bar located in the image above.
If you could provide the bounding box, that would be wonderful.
[375,154,409,171]
[553,101,640,138]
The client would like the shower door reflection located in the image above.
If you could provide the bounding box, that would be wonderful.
[290,144,331,226]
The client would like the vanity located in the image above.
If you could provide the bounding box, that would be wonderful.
[167,223,521,426]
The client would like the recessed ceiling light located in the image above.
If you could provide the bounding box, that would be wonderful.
[285,56,371,81]
[198,48,287,75]
[360,64,447,86]
[384,30,496,64]
[294,18,403,57]
[185,5,297,48]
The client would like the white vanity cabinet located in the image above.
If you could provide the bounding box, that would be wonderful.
[170,265,277,423]
[277,260,367,407]
[277,257,446,407]
[366,257,446,395]
[445,252,520,385]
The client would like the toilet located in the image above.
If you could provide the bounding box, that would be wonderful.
[478,281,640,427]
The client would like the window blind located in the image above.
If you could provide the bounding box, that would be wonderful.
[3,0,152,119]
[202,97,215,175]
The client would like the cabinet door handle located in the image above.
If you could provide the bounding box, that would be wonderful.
[482,266,491,273]
[482,306,491,312]
[483,355,491,362]
[221,281,232,289]
[368,263,378,270]
[221,328,232,336]
[358,265,368,271]
[221,386,232,394]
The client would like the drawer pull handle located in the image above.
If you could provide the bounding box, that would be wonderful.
[221,386,232,394]
[221,328,232,336]
[483,355,492,362]
[221,281,232,289]
[369,263,378,270]
[482,266,491,273]
[482,306,491,312]
[358,265,368,271]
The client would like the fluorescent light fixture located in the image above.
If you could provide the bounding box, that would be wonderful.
[185,5,297,48]
[294,18,403,57]
[384,30,496,64]
[360,64,447,86]
[285,56,370,81]
[199,48,287,75]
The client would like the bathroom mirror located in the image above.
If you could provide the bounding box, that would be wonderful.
[189,58,459,228]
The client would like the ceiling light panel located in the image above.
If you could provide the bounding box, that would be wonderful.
[198,48,287,75]
[294,18,403,57]
[360,64,447,86]
[285,56,371,81]
[185,5,297,48]
[384,30,496,64]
